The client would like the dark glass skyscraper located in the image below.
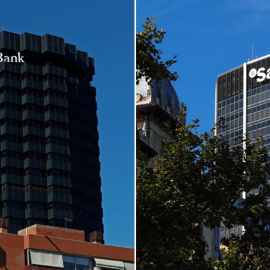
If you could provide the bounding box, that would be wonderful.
[215,54,270,241]
[0,31,103,239]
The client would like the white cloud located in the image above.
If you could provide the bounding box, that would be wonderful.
[137,0,197,19]
[228,0,270,12]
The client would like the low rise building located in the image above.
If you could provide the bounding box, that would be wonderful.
[0,223,134,270]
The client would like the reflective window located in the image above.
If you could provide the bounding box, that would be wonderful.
[63,255,93,270]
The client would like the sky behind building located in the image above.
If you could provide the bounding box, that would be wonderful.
[0,0,134,248]
[137,0,270,135]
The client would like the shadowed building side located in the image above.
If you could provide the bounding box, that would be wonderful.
[0,31,103,240]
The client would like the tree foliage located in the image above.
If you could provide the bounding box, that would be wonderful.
[136,17,178,85]
[137,108,270,269]
[211,238,265,270]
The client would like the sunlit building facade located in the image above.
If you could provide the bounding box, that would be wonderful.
[215,54,270,247]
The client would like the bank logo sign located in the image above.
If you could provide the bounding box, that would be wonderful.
[0,52,24,63]
[249,67,270,82]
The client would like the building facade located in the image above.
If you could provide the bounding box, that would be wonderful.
[0,31,103,239]
[0,223,134,270]
[215,54,270,244]
[136,77,181,163]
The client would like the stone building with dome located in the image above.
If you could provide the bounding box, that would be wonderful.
[136,77,181,163]
[136,77,216,260]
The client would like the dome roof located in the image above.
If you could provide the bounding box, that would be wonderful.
[136,77,181,115]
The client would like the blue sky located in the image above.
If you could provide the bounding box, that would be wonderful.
[0,0,134,248]
[137,0,270,134]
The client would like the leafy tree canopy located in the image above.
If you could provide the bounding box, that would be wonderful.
[137,107,270,269]
[136,17,178,85]
[211,237,265,270]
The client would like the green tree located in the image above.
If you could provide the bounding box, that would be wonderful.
[137,110,270,269]
[211,237,265,270]
[136,17,178,85]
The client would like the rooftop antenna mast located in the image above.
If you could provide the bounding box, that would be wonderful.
[252,43,254,60]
